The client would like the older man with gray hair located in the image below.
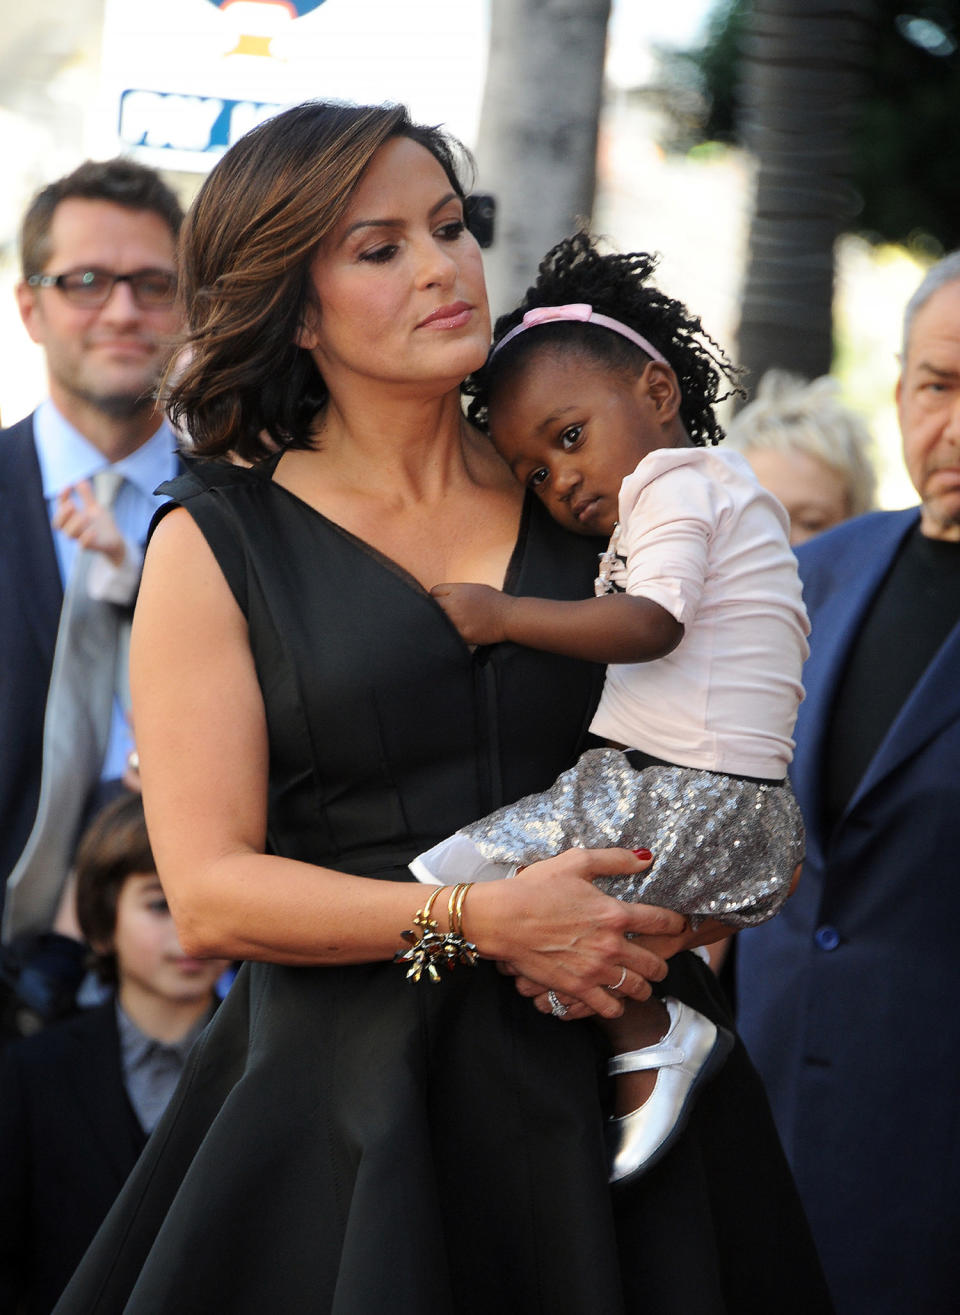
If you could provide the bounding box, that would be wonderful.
[738,250,960,1315]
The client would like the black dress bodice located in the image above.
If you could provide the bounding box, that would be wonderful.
[161,456,606,877]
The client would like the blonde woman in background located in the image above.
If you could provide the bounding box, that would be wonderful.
[726,371,877,546]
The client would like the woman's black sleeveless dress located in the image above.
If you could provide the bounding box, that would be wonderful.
[55,459,832,1315]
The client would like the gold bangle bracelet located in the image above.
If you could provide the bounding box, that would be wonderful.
[448,881,474,938]
[447,883,465,936]
[449,881,477,968]
[422,884,447,926]
[452,881,472,940]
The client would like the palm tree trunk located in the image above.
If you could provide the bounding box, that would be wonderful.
[475,0,611,319]
[735,0,876,392]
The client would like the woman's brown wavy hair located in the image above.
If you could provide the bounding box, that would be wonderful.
[167,101,471,463]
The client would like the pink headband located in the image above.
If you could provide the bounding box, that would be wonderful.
[489,302,670,367]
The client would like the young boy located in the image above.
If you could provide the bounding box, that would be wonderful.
[0,792,229,1315]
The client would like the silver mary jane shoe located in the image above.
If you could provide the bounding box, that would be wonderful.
[606,997,733,1185]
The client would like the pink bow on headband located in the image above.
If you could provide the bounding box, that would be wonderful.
[489,303,669,367]
[521,304,594,328]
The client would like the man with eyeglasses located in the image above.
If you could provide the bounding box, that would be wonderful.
[0,158,185,1037]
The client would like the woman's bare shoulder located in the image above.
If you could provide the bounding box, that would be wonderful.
[141,505,243,623]
[146,503,215,570]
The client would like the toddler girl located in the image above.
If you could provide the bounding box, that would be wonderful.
[413,232,810,1184]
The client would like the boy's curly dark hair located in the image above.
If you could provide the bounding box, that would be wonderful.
[464,231,744,446]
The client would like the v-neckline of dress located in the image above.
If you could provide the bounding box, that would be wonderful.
[257,451,532,604]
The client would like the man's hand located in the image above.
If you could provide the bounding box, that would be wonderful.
[53,480,127,567]
[431,581,514,645]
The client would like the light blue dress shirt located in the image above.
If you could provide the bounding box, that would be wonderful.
[32,399,179,782]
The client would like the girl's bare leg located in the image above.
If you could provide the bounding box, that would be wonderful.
[600,997,671,1116]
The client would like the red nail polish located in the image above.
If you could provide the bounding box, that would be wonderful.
[632,848,652,860]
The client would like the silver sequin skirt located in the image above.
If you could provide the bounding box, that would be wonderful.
[459,746,804,928]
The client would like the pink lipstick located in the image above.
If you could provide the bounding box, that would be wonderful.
[417,301,472,330]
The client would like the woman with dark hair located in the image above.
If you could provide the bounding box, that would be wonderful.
[55,101,831,1314]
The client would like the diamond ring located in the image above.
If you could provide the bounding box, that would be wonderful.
[547,989,569,1019]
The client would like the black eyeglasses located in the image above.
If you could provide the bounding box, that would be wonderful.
[27,268,178,309]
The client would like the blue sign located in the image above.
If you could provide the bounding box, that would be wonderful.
[119,90,288,156]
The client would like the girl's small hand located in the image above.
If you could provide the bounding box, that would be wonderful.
[431,581,514,645]
[468,848,686,1020]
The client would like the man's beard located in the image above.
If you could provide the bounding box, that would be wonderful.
[90,387,159,420]
[52,340,170,423]
[69,379,161,421]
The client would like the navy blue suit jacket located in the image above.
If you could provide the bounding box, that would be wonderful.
[0,416,63,904]
[737,508,960,1315]
[0,415,183,922]
[0,1002,146,1315]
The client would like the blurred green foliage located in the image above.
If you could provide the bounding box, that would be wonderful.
[659,1,960,252]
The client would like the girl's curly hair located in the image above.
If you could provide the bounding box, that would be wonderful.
[464,231,744,446]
